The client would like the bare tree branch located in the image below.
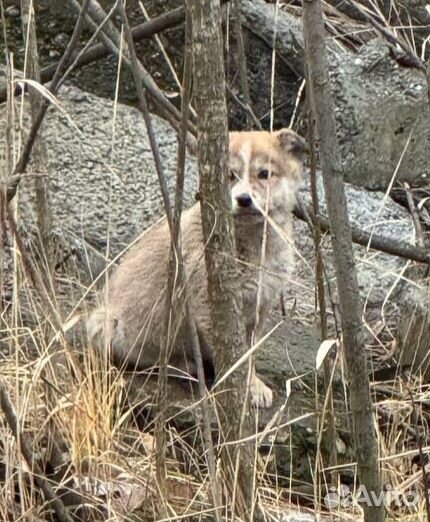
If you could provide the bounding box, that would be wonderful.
[294,200,430,265]
[69,0,197,141]
[0,6,187,104]
[20,0,53,277]
[115,4,171,513]
[302,0,384,520]
[307,115,337,481]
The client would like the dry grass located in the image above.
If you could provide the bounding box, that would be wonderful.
[1,0,430,520]
[1,240,429,521]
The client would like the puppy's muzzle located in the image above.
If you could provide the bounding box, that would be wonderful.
[236,193,253,208]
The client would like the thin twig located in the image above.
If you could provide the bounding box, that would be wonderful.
[116,5,173,223]
[404,182,425,248]
[307,111,337,483]
[227,85,262,129]
[21,0,55,287]
[138,1,198,124]
[117,3,174,515]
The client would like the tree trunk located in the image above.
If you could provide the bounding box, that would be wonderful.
[189,1,256,519]
[301,0,384,520]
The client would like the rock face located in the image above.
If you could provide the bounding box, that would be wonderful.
[297,175,416,308]
[2,81,426,493]
[13,85,198,276]
[331,41,430,189]
[2,83,422,373]
[3,1,430,190]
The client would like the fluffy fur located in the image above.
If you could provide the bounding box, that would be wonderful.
[87,129,306,408]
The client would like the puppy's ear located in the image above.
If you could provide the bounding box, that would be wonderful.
[275,128,309,156]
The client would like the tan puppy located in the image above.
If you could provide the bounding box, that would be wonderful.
[87,129,306,408]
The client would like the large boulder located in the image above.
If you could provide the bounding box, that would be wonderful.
[239,1,430,189]
[12,85,198,275]
[1,83,423,378]
[296,174,417,308]
[331,41,430,189]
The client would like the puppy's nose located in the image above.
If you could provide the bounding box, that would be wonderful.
[236,193,253,208]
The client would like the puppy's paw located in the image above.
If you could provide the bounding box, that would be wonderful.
[250,375,273,409]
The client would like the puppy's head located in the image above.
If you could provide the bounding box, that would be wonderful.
[229,129,307,220]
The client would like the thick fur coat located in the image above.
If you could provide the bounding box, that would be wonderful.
[87,129,306,407]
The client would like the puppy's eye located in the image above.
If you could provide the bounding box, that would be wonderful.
[230,170,237,182]
[258,169,270,180]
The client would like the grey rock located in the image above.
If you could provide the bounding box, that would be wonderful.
[297,172,418,308]
[238,2,430,189]
[2,82,425,382]
[13,85,198,276]
[331,41,430,189]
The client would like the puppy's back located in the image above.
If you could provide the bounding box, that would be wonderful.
[87,204,210,369]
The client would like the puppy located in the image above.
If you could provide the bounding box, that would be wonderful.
[87,129,306,408]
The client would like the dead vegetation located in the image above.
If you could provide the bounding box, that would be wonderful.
[1,0,430,521]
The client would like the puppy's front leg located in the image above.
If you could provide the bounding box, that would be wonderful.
[249,364,273,409]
